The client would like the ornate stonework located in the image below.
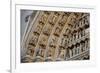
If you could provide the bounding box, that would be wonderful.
[21,11,90,63]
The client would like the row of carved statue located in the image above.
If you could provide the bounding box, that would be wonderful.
[21,11,90,62]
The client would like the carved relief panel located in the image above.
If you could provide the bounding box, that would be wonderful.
[49,35,58,47]
[47,47,56,58]
[28,35,39,47]
[68,14,76,25]
[54,26,62,37]
[43,23,53,36]
[36,45,46,58]
[58,13,69,27]
[69,49,73,58]
[39,11,50,24]
[57,47,66,60]
[49,12,60,25]
[63,28,71,36]
[39,34,48,47]
[33,23,43,35]
[81,41,85,52]
[26,45,35,56]
[59,36,67,48]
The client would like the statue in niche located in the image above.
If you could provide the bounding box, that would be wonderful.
[49,36,57,47]
[39,35,48,46]
[58,47,66,59]
[66,48,70,58]
[70,34,73,45]
[28,35,38,47]
[54,26,61,36]
[81,19,85,27]
[47,47,55,58]
[26,45,34,56]
[36,46,45,57]
[78,29,81,39]
[84,16,89,28]
[77,44,80,54]
[67,34,71,47]
[74,45,77,55]
[69,49,73,58]
[78,31,80,40]
[81,41,85,52]
[88,39,90,49]
[69,15,76,25]
[58,13,68,26]
[72,32,77,43]
[86,15,90,25]
[74,21,80,30]
[69,45,74,56]
[85,28,89,36]
[49,12,60,25]
[63,28,70,36]
[72,45,76,56]
[75,31,79,40]
[43,24,52,36]
[39,12,49,24]
[34,24,43,35]
[60,36,67,48]
[85,38,89,50]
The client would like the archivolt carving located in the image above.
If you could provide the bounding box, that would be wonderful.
[21,11,90,63]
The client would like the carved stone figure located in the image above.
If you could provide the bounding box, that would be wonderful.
[34,24,43,35]
[58,13,68,27]
[49,12,60,25]
[36,46,46,57]
[49,36,58,47]
[28,35,38,47]
[54,26,61,36]
[59,36,67,48]
[26,45,35,56]
[43,24,52,36]
[58,47,66,59]
[63,28,71,36]
[47,47,55,58]
[39,12,49,24]
[39,35,48,46]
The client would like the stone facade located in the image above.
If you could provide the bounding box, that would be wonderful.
[21,11,90,63]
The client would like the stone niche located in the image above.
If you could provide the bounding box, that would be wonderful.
[49,12,60,25]
[46,47,56,58]
[36,45,46,58]
[26,45,35,56]
[39,34,48,47]
[28,34,38,47]
[49,35,58,48]
[43,23,53,36]
[58,13,69,27]
[54,26,62,37]
[39,11,50,24]
[57,47,66,60]
[33,23,43,35]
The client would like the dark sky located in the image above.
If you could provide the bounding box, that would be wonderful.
[20,10,33,41]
